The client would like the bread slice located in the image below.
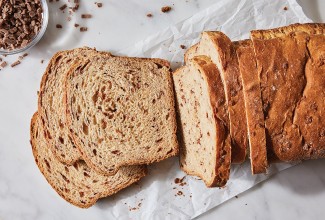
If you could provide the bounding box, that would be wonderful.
[250,23,325,162]
[65,55,178,175]
[30,112,147,208]
[235,40,268,174]
[185,31,248,164]
[173,55,231,187]
[38,47,107,164]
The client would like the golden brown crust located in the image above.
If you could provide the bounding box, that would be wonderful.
[235,40,268,174]
[293,35,325,159]
[30,112,147,208]
[251,24,325,162]
[204,31,248,164]
[251,23,325,39]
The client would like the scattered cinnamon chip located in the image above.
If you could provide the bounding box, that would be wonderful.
[161,6,172,13]
[19,53,28,60]
[147,13,153,17]
[74,23,80,28]
[0,61,7,68]
[41,60,44,64]
[56,24,63,29]
[11,60,21,67]
[59,4,67,11]
[180,45,186,49]
[81,14,92,19]
[80,27,88,32]
[174,176,186,186]
[95,2,102,8]
[177,191,183,196]
[284,6,288,10]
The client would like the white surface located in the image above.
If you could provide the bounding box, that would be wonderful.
[0,0,324,220]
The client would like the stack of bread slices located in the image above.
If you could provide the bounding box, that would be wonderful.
[174,23,325,187]
[31,48,179,208]
[31,23,325,208]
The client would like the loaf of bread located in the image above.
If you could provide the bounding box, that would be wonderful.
[251,23,325,162]
[185,32,248,164]
[65,54,179,175]
[30,112,147,208]
[173,56,231,187]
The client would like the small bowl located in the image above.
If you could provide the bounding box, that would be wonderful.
[0,0,49,55]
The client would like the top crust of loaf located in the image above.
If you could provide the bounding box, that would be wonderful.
[293,35,325,159]
[251,24,325,162]
[235,40,268,174]
[30,112,147,208]
[65,55,178,175]
[251,23,325,39]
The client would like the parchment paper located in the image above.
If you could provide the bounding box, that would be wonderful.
[110,0,311,219]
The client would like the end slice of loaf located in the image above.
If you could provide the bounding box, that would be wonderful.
[173,56,231,187]
[38,47,108,164]
[30,112,147,208]
[185,31,248,164]
[235,40,268,174]
[65,55,178,175]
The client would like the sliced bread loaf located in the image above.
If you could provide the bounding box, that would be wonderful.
[38,47,107,164]
[173,55,231,187]
[250,23,325,162]
[65,55,178,175]
[235,40,268,174]
[185,31,248,164]
[30,112,147,208]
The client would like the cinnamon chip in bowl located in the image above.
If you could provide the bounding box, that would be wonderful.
[0,0,49,55]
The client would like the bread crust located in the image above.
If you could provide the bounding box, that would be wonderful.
[251,23,325,162]
[30,112,147,208]
[235,40,268,174]
[251,23,325,39]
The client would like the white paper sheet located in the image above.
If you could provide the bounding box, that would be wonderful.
[114,0,311,219]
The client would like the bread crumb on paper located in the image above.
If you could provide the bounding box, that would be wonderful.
[80,27,88,32]
[161,6,172,13]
